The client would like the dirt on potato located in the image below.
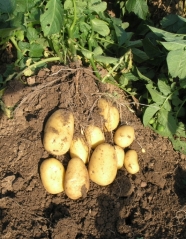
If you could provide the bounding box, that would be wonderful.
[1,64,186,239]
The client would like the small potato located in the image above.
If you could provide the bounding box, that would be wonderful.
[43,109,74,156]
[114,125,135,148]
[88,143,117,186]
[64,157,89,200]
[124,150,139,174]
[114,145,125,169]
[98,98,119,132]
[70,136,89,164]
[84,125,105,149]
[40,158,65,194]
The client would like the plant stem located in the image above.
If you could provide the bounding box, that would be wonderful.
[95,36,115,45]
[69,0,77,37]
[14,57,60,81]
[176,97,186,118]
[10,36,22,52]
[67,0,77,58]
[89,57,101,79]
[102,55,124,82]
[88,28,101,80]
[160,92,173,110]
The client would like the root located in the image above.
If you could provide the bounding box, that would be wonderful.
[14,71,73,113]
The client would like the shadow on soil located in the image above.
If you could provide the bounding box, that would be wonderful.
[43,202,70,223]
[174,166,186,204]
[93,171,138,239]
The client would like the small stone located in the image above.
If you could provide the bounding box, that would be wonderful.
[27,77,36,85]
[141,181,147,187]
[148,195,153,201]
[90,210,97,216]
[1,175,15,194]
[181,154,186,160]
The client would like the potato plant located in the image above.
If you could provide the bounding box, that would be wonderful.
[0,0,185,154]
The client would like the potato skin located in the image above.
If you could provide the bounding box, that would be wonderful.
[124,150,139,174]
[84,125,105,149]
[114,125,135,148]
[70,136,89,164]
[114,145,125,169]
[88,143,117,186]
[40,158,65,194]
[64,157,90,200]
[43,109,74,156]
[98,98,119,132]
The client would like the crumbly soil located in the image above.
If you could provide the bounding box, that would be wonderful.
[1,1,186,238]
[1,64,186,239]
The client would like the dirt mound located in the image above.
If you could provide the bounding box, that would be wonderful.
[1,65,186,238]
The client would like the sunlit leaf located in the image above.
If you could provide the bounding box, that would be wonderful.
[40,0,64,36]
[143,104,160,126]
[94,55,119,64]
[167,50,186,79]
[91,19,110,36]
[126,0,148,20]
[146,84,166,105]
[157,78,171,96]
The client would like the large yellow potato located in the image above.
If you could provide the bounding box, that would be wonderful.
[40,158,65,194]
[114,145,125,169]
[64,157,90,200]
[98,98,120,132]
[43,109,74,156]
[114,125,135,148]
[70,136,89,164]
[88,143,117,186]
[124,150,139,174]
[84,125,105,149]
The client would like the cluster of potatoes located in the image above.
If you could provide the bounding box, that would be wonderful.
[40,98,139,200]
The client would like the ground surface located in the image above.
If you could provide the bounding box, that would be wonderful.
[1,64,186,239]
[1,1,186,238]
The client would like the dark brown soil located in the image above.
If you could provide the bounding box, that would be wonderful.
[1,64,186,239]
[1,1,186,238]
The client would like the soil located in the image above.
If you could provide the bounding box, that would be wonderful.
[1,1,186,239]
[1,64,186,239]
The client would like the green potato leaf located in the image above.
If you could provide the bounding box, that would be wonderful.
[167,50,186,79]
[89,0,107,13]
[40,0,64,36]
[126,0,148,20]
[170,137,186,155]
[143,104,160,126]
[157,78,171,96]
[29,43,43,57]
[26,27,39,43]
[94,55,119,64]
[157,109,177,137]
[160,41,186,51]
[0,0,16,13]
[146,84,166,105]
[91,19,110,36]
